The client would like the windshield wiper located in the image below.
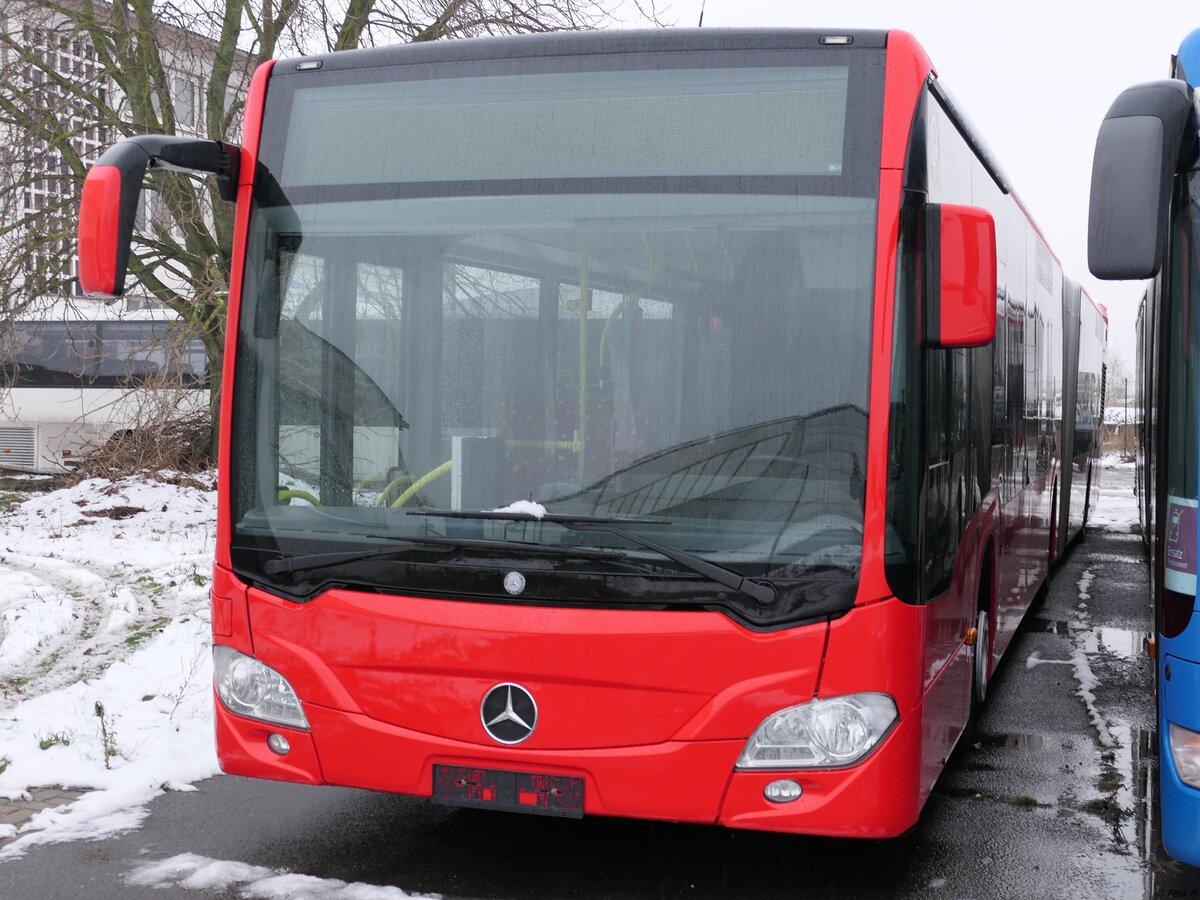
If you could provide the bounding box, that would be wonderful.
[408,509,777,607]
[409,510,671,526]
[263,534,625,576]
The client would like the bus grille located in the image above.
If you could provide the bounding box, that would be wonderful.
[0,427,36,470]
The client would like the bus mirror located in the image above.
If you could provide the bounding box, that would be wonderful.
[77,136,240,297]
[924,203,997,348]
[1088,79,1197,280]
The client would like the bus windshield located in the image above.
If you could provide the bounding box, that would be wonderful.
[231,51,883,621]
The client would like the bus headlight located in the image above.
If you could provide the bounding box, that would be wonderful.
[214,645,309,730]
[736,693,898,769]
[1169,722,1200,787]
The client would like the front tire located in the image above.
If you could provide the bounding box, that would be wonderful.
[972,606,990,706]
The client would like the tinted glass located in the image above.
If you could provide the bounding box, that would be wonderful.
[232,50,884,624]
[281,67,851,186]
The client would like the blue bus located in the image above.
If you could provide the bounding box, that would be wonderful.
[1088,27,1200,866]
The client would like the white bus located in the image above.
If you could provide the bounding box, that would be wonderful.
[0,299,207,472]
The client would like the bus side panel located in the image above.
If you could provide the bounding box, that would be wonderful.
[992,480,1049,661]
[816,597,926,819]
[1059,279,1083,551]
[915,496,1001,800]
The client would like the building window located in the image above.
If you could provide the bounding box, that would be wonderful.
[173,74,198,128]
[19,24,106,295]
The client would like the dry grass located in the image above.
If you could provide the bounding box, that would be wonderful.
[69,412,212,482]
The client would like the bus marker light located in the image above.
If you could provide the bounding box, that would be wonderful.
[267,733,291,756]
[764,780,802,803]
[1169,722,1200,788]
[819,35,853,45]
[296,60,323,71]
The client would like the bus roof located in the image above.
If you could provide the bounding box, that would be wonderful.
[13,298,184,324]
[278,28,892,74]
[1081,287,1108,323]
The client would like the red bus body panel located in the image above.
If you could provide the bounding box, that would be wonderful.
[245,588,827,748]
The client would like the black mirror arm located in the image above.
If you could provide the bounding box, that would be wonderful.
[118,135,242,201]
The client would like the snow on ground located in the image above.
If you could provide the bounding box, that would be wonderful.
[0,471,218,857]
[1025,456,1141,743]
[127,852,437,898]
[1103,406,1140,426]
[1089,454,1140,533]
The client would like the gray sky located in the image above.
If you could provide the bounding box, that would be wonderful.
[661,0,1198,369]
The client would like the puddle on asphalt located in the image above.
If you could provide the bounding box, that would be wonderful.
[1076,627,1144,662]
[977,732,1048,751]
[1086,552,1147,565]
[1098,627,1143,661]
[1027,616,1075,635]
[1029,617,1144,660]
[1104,723,1156,859]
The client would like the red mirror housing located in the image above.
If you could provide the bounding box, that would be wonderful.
[77,163,133,297]
[77,136,241,297]
[924,203,997,348]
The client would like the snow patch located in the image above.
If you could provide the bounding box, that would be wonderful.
[1026,651,1072,670]
[491,500,547,519]
[1072,642,1116,749]
[1100,451,1136,469]
[127,853,438,898]
[1077,569,1094,602]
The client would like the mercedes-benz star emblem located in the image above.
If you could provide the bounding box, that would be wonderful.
[481,683,537,744]
[503,571,526,596]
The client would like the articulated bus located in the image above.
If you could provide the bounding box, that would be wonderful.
[0,299,206,472]
[1088,27,1200,865]
[79,30,1106,837]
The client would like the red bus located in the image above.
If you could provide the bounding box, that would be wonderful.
[78,29,1106,837]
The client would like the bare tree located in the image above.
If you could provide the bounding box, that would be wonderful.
[0,0,662,454]
[1107,350,1131,410]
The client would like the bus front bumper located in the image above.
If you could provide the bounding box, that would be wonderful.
[214,693,923,839]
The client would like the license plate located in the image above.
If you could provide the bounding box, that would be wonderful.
[432,764,584,818]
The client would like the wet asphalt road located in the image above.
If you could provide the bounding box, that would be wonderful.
[2,467,1200,899]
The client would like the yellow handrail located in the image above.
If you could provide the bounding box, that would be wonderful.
[578,233,589,481]
[391,460,453,508]
[374,473,413,507]
[505,439,581,451]
[278,488,321,506]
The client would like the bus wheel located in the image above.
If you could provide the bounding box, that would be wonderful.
[972,606,990,706]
